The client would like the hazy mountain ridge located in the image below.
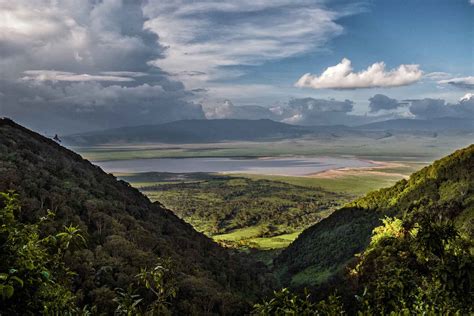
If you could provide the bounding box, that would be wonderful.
[357,117,474,131]
[63,118,474,146]
[64,119,308,145]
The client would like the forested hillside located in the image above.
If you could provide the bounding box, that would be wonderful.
[276,144,474,288]
[0,118,274,314]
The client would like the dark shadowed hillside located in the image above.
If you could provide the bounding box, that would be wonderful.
[0,118,274,314]
[275,144,474,288]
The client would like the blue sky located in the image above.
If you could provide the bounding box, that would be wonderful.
[0,0,473,132]
[204,0,474,108]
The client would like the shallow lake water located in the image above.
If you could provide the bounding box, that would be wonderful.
[96,156,374,177]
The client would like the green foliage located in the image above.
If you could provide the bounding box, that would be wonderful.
[114,286,144,316]
[0,118,275,314]
[135,259,177,315]
[276,145,474,288]
[252,288,345,316]
[113,259,177,316]
[0,192,84,314]
[131,173,345,248]
[351,211,473,314]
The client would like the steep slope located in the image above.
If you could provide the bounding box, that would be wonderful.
[0,118,273,314]
[275,144,474,287]
[64,119,309,145]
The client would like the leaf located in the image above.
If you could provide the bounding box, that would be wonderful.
[0,273,8,281]
[25,261,34,270]
[9,276,23,287]
[3,285,14,299]
[40,271,50,280]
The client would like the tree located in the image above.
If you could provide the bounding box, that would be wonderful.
[351,212,473,314]
[0,191,84,314]
[252,288,345,316]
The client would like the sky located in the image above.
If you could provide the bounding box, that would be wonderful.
[0,0,473,133]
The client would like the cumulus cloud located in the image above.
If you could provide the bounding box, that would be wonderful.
[269,97,363,125]
[438,76,474,89]
[407,97,474,120]
[199,97,371,126]
[143,1,363,88]
[408,99,452,119]
[369,94,407,113]
[295,58,423,90]
[0,0,205,134]
[203,100,277,120]
[460,93,474,102]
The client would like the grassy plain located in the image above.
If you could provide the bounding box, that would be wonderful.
[72,135,468,251]
[118,161,416,250]
[72,134,473,162]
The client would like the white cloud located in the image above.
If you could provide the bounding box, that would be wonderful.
[424,72,452,80]
[22,70,135,82]
[460,93,473,102]
[143,1,363,88]
[295,58,423,89]
[438,76,474,89]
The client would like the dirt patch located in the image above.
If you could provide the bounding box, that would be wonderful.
[309,160,409,179]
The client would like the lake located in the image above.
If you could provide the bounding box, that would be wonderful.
[95,156,375,176]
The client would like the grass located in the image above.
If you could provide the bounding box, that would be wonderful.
[100,140,440,252]
[290,266,335,287]
[72,134,473,162]
[117,159,419,251]
[213,228,301,250]
[230,172,404,196]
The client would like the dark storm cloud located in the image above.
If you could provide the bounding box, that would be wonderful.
[407,97,474,120]
[0,79,205,134]
[368,94,407,113]
[0,0,205,134]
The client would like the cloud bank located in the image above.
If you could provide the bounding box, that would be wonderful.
[203,100,277,120]
[0,0,205,134]
[295,58,423,89]
[408,97,474,120]
[270,97,362,125]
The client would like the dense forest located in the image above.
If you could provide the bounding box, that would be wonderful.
[124,173,345,245]
[0,118,275,314]
[0,118,472,314]
[274,144,473,312]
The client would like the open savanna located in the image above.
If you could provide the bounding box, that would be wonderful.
[72,136,461,251]
[71,134,472,162]
[118,159,417,251]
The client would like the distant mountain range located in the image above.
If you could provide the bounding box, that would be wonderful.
[357,117,474,131]
[63,117,474,145]
[64,119,308,145]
